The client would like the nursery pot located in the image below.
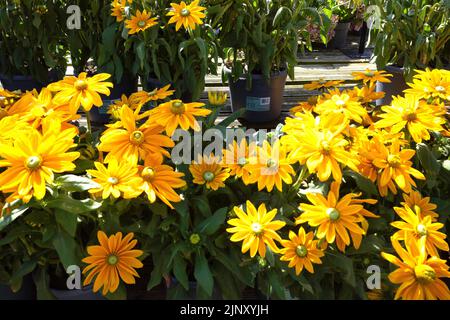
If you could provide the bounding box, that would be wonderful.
[376,65,408,106]
[89,72,138,125]
[224,66,287,124]
[50,286,105,300]
[0,275,36,300]
[0,71,62,92]
[328,22,350,50]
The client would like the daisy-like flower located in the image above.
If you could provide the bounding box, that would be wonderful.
[381,238,450,300]
[401,191,439,221]
[222,139,255,185]
[0,89,22,115]
[137,156,186,209]
[351,84,385,104]
[129,85,175,107]
[303,79,344,91]
[226,201,286,258]
[107,95,132,120]
[280,227,324,275]
[98,105,174,165]
[286,123,359,182]
[289,96,317,115]
[83,231,143,296]
[244,140,295,192]
[167,0,206,31]
[125,9,158,34]
[296,182,369,251]
[375,94,446,143]
[87,159,143,199]
[0,115,30,146]
[0,123,79,201]
[404,68,450,101]
[189,154,230,190]
[391,204,448,257]
[111,0,127,22]
[208,91,228,106]
[148,100,211,136]
[48,73,113,113]
[315,90,369,124]
[24,88,79,129]
[372,139,425,195]
[351,69,392,85]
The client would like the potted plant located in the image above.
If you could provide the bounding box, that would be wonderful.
[209,0,317,124]
[369,0,450,104]
[114,0,218,103]
[66,0,139,124]
[0,1,68,91]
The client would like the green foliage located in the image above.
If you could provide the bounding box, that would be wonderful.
[369,0,450,80]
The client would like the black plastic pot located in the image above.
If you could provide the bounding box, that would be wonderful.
[225,66,287,124]
[89,73,138,125]
[50,286,105,300]
[328,22,350,50]
[0,276,36,300]
[376,65,408,106]
[0,71,61,92]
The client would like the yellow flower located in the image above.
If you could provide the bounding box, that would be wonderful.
[375,94,446,143]
[296,182,369,252]
[107,95,131,120]
[111,0,127,22]
[391,204,448,257]
[25,88,79,129]
[148,100,211,136]
[83,231,143,296]
[208,91,228,106]
[125,9,158,34]
[315,90,368,124]
[98,105,174,165]
[189,154,230,190]
[303,79,344,91]
[0,89,22,115]
[285,118,358,182]
[351,84,385,104]
[0,123,79,201]
[280,227,324,275]
[289,96,317,115]
[223,139,255,185]
[167,0,206,31]
[48,73,113,113]
[401,191,439,221]
[351,69,392,85]
[404,68,450,101]
[381,238,450,300]
[129,85,175,107]
[226,201,286,258]
[87,159,142,199]
[0,115,30,146]
[244,141,295,192]
[137,156,186,209]
[372,139,425,195]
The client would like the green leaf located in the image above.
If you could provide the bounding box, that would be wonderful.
[102,24,117,54]
[10,259,37,286]
[328,252,356,288]
[33,267,56,300]
[196,207,227,235]
[52,229,81,269]
[194,252,214,297]
[173,255,189,291]
[55,209,78,237]
[216,108,245,128]
[54,174,100,192]
[343,170,378,196]
[0,205,29,232]
[416,143,440,175]
[46,196,101,214]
